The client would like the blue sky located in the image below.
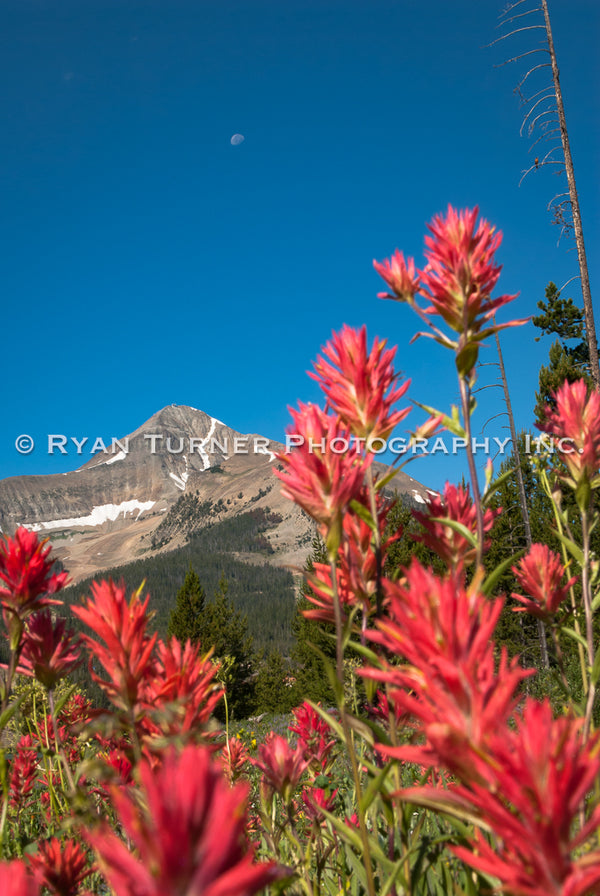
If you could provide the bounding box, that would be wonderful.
[1,0,598,491]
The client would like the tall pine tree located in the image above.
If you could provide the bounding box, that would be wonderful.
[533,282,593,425]
[167,564,206,644]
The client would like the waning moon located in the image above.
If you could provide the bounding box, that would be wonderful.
[230,133,245,146]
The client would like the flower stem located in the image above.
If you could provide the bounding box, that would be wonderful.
[458,375,484,567]
[330,560,377,896]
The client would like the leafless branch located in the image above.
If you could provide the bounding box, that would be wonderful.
[494,47,548,68]
[488,24,546,49]
[529,127,560,151]
[515,62,551,93]
[525,108,558,137]
[519,93,556,133]
[557,275,581,293]
[497,8,541,28]
[500,0,537,13]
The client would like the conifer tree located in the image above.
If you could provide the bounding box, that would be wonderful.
[533,282,593,425]
[200,573,255,720]
[254,648,297,714]
[167,564,206,645]
[291,535,336,705]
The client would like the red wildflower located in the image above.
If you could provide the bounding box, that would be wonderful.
[9,734,38,811]
[301,784,338,824]
[336,490,399,617]
[302,562,356,627]
[0,528,68,648]
[140,637,223,741]
[421,206,510,327]
[71,579,157,716]
[19,611,81,689]
[58,693,92,731]
[0,861,39,896]
[538,378,600,509]
[289,702,336,773]
[364,561,532,785]
[367,689,414,734]
[374,206,524,376]
[403,701,600,896]
[373,249,421,303]
[103,750,134,786]
[412,482,499,573]
[311,325,411,442]
[252,733,308,802]
[275,403,369,557]
[221,737,251,784]
[86,744,282,896]
[27,838,93,896]
[512,543,576,619]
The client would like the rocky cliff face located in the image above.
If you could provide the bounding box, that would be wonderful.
[0,405,433,582]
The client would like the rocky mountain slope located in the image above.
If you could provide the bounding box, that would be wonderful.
[0,405,433,582]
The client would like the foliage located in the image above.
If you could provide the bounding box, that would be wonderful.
[533,281,593,425]
[166,563,206,644]
[254,649,298,715]
[290,535,337,706]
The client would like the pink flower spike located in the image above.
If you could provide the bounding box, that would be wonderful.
[0,528,68,622]
[373,250,421,303]
[27,838,93,896]
[421,205,516,335]
[86,744,284,896]
[311,325,411,441]
[19,611,81,690]
[0,861,39,896]
[252,733,308,802]
[275,403,369,557]
[538,378,600,508]
[512,543,576,619]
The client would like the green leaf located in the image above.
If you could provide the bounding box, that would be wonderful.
[561,626,589,653]
[52,684,78,718]
[553,530,584,565]
[590,650,600,687]
[358,763,391,814]
[414,401,466,439]
[427,517,478,548]
[349,500,377,533]
[481,549,525,596]
[0,693,25,732]
[307,701,345,743]
[375,466,404,493]
[482,464,519,504]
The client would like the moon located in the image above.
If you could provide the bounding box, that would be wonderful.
[230,133,245,146]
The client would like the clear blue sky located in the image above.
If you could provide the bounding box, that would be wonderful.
[1,0,598,491]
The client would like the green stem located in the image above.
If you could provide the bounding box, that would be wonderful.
[48,689,77,795]
[330,561,377,896]
[458,375,484,567]
[581,508,596,735]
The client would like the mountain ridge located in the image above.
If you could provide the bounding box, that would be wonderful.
[0,404,433,583]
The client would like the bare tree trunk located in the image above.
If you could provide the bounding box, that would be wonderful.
[495,329,550,669]
[541,0,599,387]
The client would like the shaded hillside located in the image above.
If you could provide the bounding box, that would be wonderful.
[60,509,296,652]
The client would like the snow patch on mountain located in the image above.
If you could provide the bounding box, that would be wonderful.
[23,500,156,532]
[106,450,127,465]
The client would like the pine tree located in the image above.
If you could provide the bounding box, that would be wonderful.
[254,649,297,714]
[533,282,593,426]
[199,573,255,720]
[290,535,337,705]
[167,564,206,644]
